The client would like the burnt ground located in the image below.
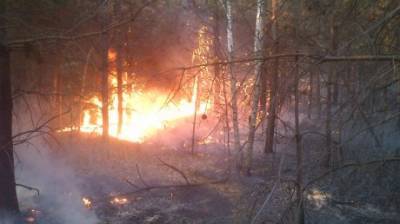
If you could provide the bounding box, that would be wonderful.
[46,132,286,224]
[16,130,400,224]
[56,133,246,224]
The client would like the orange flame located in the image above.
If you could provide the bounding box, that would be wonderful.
[79,75,208,142]
[75,26,212,143]
[82,197,92,208]
[110,197,129,205]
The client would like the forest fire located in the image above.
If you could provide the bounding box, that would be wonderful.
[76,26,213,143]
[2,1,400,224]
[78,76,209,143]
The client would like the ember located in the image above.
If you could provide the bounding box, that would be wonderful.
[82,197,92,208]
[24,209,41,223]
[110,197,129,205]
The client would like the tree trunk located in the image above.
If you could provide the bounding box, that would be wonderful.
[325,15,336,168]
[0,45,19,216]
[259,61,267,131]
[191,76,200,154]
[226,0,242,170]
[116,44,123,135]
[294,57,304,224]
[114,0,123,136]
[316,68,321,118]
[78,48,93,131]
[54,62,62,129]
[245,0,265,175]
[100,16,109,140]
[213,3,221,112]
[294,1,304,223]
[264,0,279,154]
[308,71,313,119]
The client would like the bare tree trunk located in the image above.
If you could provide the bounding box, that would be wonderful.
[294,0,304,221]
[325,68,333,168]
[226,0,241,170]
[53,62,62,129]
[259,63,267,130]
[0,45,19,216]
[100,14,109,140]
[116,44,123,135]
[78,48,93,131]
[325,16,336,168]
[308,71,313,119]
[114,0,123,135]
[316,68,321,118]
[264,0,279,154]
[294,57,304,224]
[245,0,265,175]
[213,5,221,112]
[191,76,200,154]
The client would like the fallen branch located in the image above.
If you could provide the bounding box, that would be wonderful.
[157,157,190,185]
[96,177,228,204]
[16,183,40,196]
[135,164,149,187]
[124,178,140,189]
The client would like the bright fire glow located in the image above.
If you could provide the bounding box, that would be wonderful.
[70,26,213,143]
[82,197,92,208]
[110,197,129,205]
[79,75,208,143]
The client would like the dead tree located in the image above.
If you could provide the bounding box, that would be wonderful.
[0,44,19,215]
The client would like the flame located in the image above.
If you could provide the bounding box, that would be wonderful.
[110,197,128,205]
[74,26,213,143]
[79,77,208,142]
[82,197,92,208]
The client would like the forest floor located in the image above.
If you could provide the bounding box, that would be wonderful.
[45,132,289,224]
[17,129,400,224]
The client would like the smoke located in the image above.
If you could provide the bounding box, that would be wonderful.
[14,140,98,224]
[15,144,98,223]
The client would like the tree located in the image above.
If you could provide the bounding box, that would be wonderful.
[100,9,110,140]
[264,0,279,154]
[245,0,265,175]
[0,45,19,216]
[225,0,242,171]
[0,0,19,217]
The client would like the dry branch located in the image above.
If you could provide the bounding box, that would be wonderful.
[303,157,400,191]
[157,157,190,185]
[16,183,40,196]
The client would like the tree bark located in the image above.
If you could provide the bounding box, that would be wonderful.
[294,1,304,223]
[226,0,242,169]
[245,0,265,175]
[264,0,279,154]
[114,0,124,136]
[213,2,221,112]
[0,45,19,215]
[100,13,109,140]
[116,49,123,135]
[308,71,313,119]
[54,62,62,129]
[324,14,336,168]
